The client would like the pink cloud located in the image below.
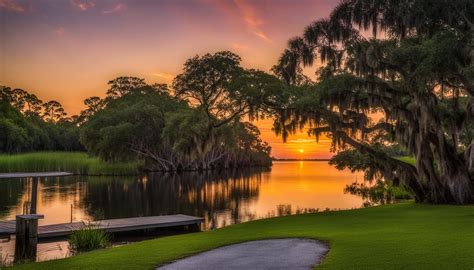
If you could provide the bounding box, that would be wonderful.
[0,0,26,12]
[204,0,272,43]
[52,26,65,36]
[70,0,95,11]
[103,3,126,14]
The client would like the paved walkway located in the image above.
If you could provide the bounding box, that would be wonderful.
[157,239,329,270]
[0,172,73,179]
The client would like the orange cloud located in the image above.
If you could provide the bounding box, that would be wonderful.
[103,3,126,14]
[232,43,249,50]
[152,72,175,83]
[0,0,26,12]
[70,0,95,11]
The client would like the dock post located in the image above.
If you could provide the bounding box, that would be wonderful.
[14,214,44,263]
[30,177,38,214]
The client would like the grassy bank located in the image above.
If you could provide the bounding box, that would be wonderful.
[0,152,140,176]
[13,203,474,269]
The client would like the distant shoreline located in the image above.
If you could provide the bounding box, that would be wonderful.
[272,158,331,162]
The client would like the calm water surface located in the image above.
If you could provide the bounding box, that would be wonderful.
[0,161,364,262]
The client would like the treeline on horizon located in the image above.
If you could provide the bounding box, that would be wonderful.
[0,51,287,171]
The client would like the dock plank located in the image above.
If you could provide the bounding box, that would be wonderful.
[38,221,86,238]
[0,220,15,236]
[92,215,204,233]
[0,215,203,239]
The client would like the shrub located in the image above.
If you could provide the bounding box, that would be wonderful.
[68,223,111,254]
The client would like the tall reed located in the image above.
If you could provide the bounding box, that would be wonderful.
[0,152,140,175]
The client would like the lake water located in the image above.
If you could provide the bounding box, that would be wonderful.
[0,161,364,263]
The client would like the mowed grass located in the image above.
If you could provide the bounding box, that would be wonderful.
[13,203,474,270]
[0,152,140,176]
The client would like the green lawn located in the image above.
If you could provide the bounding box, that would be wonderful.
[0,152,140,176]
[12,203,474,270]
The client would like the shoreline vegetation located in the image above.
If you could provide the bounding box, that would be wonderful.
[0,151,274,176]
[12,203,474,270]
[1,53,276,172]
[0,152,140,176]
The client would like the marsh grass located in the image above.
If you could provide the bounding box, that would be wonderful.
[0,152,140,175]
[68,223,111,254]
[396,156,416,165]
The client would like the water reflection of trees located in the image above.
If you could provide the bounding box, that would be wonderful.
[0,179,28,218]
[82,168,267,229]
[0,176,88,219]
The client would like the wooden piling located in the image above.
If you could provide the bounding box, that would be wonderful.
[14,214,44,263]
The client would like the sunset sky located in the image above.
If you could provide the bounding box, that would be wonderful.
[0,0,338,158]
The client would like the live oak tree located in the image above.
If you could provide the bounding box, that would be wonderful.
[80,80,272,171]
[171,51,284,169]
[274,0,474,204]
[173,51,287,128]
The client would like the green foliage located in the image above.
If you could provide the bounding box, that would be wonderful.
[345,180,412,207]
[81,75,273,171]
[0,100,45,153]
[13,203,474,270]
[68,223,111,254]
[80,91,185,163]
[0,92,83,154]
[173,51,287,126]
[0,152,139,175]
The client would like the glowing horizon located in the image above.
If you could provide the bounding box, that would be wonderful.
[0,0,339,159]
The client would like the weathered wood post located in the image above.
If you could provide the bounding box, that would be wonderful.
[30,177,38,214]
[14,214,44,263]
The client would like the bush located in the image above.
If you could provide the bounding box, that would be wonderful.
[68,223,111,254]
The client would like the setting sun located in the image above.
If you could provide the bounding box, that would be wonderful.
[298,149,304,153]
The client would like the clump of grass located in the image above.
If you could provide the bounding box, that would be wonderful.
[0,152,140,175]
[68,223,111,254]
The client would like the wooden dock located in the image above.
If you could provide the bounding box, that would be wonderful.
[0,172,73,179]
[0,215,203,239]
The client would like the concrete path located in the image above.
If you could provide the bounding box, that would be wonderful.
[157,239,329,270]
[0,172,73,179]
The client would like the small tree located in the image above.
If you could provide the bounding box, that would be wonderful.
[42,100,67,123]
